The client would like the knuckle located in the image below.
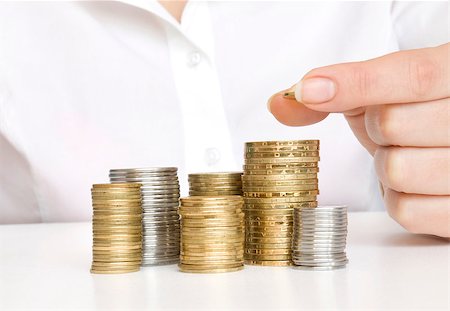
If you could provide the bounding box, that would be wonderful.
[366,105,396,145]
[348,65,376,102]
[382,148,404,191]
[388,192,418,233]
[407,53,440,98]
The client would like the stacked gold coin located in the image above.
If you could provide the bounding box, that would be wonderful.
[178,196,245,273]
[90,183,143,274]
[188,172,243,196]
[242,140,320,266]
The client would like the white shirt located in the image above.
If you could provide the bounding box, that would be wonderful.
[0,1,448,223]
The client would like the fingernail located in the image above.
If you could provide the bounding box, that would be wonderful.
[295,77,336,104]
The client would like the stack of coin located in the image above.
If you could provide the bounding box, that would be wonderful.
[242,140,320,266]
[109,167,180,266]
[188,172,243,196]
[90,183,143,274]
[178,196,245,273]
[292,205,348,270]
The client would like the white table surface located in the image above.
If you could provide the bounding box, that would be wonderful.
[0,212,449,311]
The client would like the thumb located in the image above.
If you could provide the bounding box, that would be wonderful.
[295,44,449,112]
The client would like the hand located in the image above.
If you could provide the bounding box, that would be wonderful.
[268,43,450,238]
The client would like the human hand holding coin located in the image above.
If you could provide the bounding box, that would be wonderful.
[268,43,450,237]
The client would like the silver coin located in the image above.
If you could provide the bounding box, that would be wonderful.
[292,264,347,271]
[297,245,347,250]
[142,213,179,219]
[142,258,179,266]
[110,167,177,173]
[294,259,348,266]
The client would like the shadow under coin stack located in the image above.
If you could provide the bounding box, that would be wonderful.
[242,140,320,266]
[178,196,245,273]
[292,205,348,270]
[109,168,180,266]
[90,183,143,274]
[188,172,243,196]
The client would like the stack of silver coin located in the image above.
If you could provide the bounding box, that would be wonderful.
[292,205,348,270]
[109,167,180,265]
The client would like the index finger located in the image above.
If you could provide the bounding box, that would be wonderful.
[295,43,449,112]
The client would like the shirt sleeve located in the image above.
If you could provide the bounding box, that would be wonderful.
[391,1,449,50]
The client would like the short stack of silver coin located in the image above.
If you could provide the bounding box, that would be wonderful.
[292,205,348,270]
[109,167,180,265]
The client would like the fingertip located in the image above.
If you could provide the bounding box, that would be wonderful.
[268,92,329,126]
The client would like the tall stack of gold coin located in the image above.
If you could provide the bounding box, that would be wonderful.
[178,196,245,273]
[242,140,320,266]
[90,183,143,274]
[188,172,243,196]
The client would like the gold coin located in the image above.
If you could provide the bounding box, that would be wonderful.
[243,190,319,198]
[245,221,292,227]
[92,204,142,210]
[244,168,319,175]
[93,210,142,216]
[242,174,317,181]
[245,210,293,215]
[180,254,242,261]
[244,260,292,267]
[93,227,141,232]
[180,214,243,219]
[243,196,317,204]
[93,214,142,219]
[181,247,243,253]
[93,256,142,262]
[91,190,141,195]
[92,183,142,188]
[244,163,318,170]
[179,206,243,212]
[90,263,141,270]
[246,226,292,232]
[245,237,292,243]
[178,262,243,268]
[90,267,140,274]
[93,237,142,243]
[180,211,243,218]
[91,189,141,193]
[246,232,292,238]
[244,157,319,164]
[245,140,319,147]
[188,185,242,191]
[245,202,317,209]
[242,178,318,185]
[244,254,291,261]
[181,223,243,229]
[243,185,318,192]
[188,172,242,178]
[245,249,291,255]
[245,151,319,158]
[92,198,142,203]
[245,242,292,249]
[181,226,243,232]
[181,236,242,243]
[245,145,320,152]
[181,196,243,202]
[189,181,241,187]
[91,194,142,200]
[178,265,243,273]
[93,240,143,247]
[91,259,142,266]
[189,191,242,196]
[181,232,241,238]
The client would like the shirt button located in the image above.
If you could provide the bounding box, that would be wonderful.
[187,51,202,67]
[204,148,221,166]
